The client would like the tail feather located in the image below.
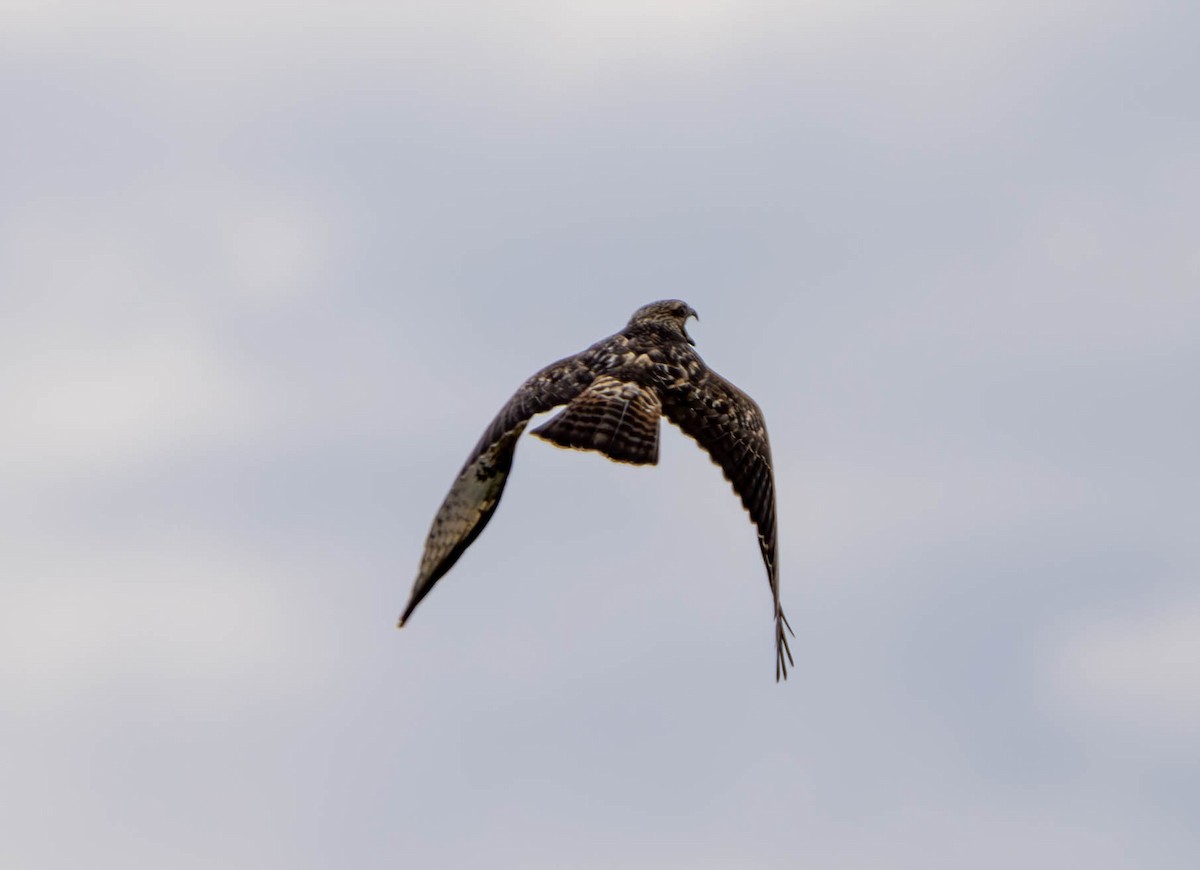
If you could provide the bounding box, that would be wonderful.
[532,376,661,466]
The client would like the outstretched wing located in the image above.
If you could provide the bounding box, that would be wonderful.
[398,355,596,627]
[660,357,794,681]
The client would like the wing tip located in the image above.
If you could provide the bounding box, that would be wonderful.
[775,607,795,683]
[397,594,421,629]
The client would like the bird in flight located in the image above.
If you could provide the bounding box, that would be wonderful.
[399,300,794,680]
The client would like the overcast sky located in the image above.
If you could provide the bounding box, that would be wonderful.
[2,3,1198,868]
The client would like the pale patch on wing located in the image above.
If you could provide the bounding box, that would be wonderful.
[399,423,526,627]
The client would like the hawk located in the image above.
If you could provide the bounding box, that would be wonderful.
[399,300,794,680]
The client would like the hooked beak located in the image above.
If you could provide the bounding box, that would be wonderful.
[684,306,699,345]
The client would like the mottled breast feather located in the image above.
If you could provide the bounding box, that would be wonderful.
[400,301,793,680]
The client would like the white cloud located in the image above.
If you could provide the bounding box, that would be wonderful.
[1,330,256,470]
[0,179,336,481]
[0,0,1123,94]
[218,198,331,304]
[1048,592,1200,740]
[0,537,329,714]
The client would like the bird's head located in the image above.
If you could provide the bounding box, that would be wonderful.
[627,299,699,346]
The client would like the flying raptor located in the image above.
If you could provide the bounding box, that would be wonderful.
[399,300,794,680]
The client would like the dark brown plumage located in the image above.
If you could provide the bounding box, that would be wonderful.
[399,300,794,680]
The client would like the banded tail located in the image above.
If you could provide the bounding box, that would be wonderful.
[531,375,661,466]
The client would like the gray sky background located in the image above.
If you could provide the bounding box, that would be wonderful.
[2,3,1198,868]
